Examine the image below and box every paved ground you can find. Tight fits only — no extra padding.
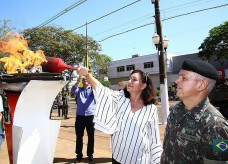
[0,100,177,164]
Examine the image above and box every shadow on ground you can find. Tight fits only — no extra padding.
[53,157,112,163]
[60,125,75,128]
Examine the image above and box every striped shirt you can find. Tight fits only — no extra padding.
[93,82,162,164]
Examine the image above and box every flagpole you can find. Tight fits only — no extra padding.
[86,22,88,68]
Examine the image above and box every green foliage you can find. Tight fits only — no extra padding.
[0,20,16,37]
[98,78,111,88]
[0,24,112,77]
[89,53,113,78]
[22,26,88,66]
[101,54,112,63]
[198,21,228,65]
[21,26,112,79]
[155,89,160,96]
[0,19,16,73]
[0,53,6,73]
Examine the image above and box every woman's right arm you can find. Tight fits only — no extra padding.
[76,66,99,90]
[76,66,121,134]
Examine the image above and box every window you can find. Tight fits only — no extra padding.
[144,62,154,68]
[117,66,125,72]
[126,65,135,71]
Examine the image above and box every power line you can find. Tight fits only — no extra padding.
[35,0,87,29]
[98,4,228,42]
[98,22,155,42]
[93,0,216,37]
[161,0,215,13]
[70,0,142,32]
[162,4,228,22]
[93,13,152,37]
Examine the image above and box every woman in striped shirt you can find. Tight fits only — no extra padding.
[77,66,162,164]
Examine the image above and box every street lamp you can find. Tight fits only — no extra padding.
[163,36,171,70]
[152,33,169,51]
[152,32,170,125]
[152,32,160,48]
[163,36,169,52]
[152,0,170,124]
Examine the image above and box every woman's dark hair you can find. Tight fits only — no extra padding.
[124,70,157,105]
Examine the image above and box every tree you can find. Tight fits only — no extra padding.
[99,78,111,88]
[21,26,111,79]
[89,53,112,78]
[198,21,228,65]
[0,53,6,74]
[0,19,16,73]
[0,20,16,37]
[90,53,112,87]
[0,25,112,83]
[22,26,95,67]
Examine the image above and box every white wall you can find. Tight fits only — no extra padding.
[107,53,175,89]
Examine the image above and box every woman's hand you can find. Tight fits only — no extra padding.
[76,66,89,77]
[76,66,98,90]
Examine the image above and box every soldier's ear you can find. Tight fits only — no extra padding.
[198,80,208,91]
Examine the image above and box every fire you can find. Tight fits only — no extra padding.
[0,32,47,74]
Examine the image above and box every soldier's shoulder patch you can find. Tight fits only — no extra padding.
[213,139,228,152]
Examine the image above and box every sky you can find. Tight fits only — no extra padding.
[0,0,227,61]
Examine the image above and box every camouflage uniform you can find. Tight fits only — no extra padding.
[161,98,228,163]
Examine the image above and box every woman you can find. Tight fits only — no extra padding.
[77,66,162,164]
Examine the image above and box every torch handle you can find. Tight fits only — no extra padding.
[66,66,91,72]
[65,66,78,70]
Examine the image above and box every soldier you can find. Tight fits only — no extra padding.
[161,59,228,163]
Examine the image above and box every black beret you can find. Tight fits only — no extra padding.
[181,59,219,80]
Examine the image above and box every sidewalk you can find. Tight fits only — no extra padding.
[0,100,175,164]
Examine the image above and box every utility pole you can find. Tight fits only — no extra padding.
[86,22,88,65]
[152,0,169,124]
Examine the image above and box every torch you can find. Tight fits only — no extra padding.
[42,56,91,73]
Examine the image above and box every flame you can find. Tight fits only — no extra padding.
[0,32,47,74]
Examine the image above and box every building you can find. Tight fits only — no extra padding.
[104,53,228,112]
[107,53,176,90]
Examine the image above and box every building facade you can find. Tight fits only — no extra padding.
[106,53,227,87]
[105,53,228,106]
[107,53,175,90]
